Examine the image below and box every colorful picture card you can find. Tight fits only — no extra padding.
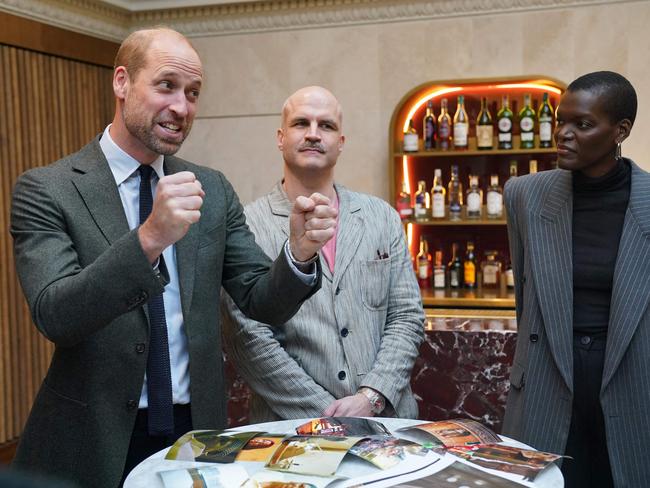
[165,430,263,463]
[398,419,501,448]
[349,436,429,470]
[236,435,287,463]
[241,470,335,488]
[295,417,390,437]
[159,464,249,488]
[393,461,524,487]
[266,435,364,477]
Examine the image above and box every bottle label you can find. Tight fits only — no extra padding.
[487,191,503,217]
[539,121,552,142]
[432,195,445,218]
[450,269,459,287]
[418,262,429,279]
[424,120,436,149]
[521,131,534,142]
[414,204,427,217]
[464,262,476,285]
[477,126,493,148]
[506,268,515,287]
[467,192,481,213]
[453,123,468,146]
[498,118,512,132]
[498,132,512,142]
[397,203,413,218]
[483,265,498,285]
[449,201,462,216]
[434,269,445,288]
[403,133,419,152]
[439,121,450,138]
[520,116,534,132]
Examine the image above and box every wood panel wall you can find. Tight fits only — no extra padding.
[0,42,115,452]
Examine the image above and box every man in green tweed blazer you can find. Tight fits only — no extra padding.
[10,28,335,488]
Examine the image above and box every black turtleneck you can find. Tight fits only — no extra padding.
[572,159,631,335]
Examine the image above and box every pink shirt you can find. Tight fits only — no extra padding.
[321,192,339,273]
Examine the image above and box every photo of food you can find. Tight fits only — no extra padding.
[266,435,363,477]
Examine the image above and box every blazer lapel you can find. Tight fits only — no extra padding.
[528,170,574,392]
[332,185,363,291]
[602,162,650,392]
[164,156,199,320]
[70,138,131,244]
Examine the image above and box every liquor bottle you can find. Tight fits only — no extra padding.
[464,241,477,289]
[448,164,464,221]
[396,180,413,221]
[497,95,513,150]
[519,93,535,149]
[529,159,538,174]
[476,97,493,150]
[433,250,446,289]
[423,101,437,150]
[448,243,463,289]
[453,95,469,150]
[538,92,554,148]
[466,175,482,219]
[481,251,503,289]
[509,160,518,180]
[416,236,432,289]
[437,98,452,151]
[430,169,446,219]
[505,261,515,289]
[414,180,430,222]
[486,174,503,219]
[403,119,419,152]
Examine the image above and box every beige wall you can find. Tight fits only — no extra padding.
[178,1,650,204]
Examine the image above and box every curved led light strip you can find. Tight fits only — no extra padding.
[402,87,462,132]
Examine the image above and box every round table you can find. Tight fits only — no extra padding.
[125,418,563,487]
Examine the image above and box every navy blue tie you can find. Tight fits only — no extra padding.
[138,165,174,436]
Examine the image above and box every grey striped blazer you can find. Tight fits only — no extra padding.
[502,160,650,487]
[222,182,424,422]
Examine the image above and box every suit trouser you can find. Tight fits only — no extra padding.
[561,333,613,488]
[119,403,192,487]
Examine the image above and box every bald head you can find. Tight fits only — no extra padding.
[281,86,343,129]
[114,27,201,80]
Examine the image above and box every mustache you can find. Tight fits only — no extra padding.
[298,142,325,153]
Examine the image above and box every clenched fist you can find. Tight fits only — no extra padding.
[289,192,338,262]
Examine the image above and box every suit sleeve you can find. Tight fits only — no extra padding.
[504,178,525,324]
[221,289,336,418]
[218,173,321,326]
[359,207,425,412]
[10,168,166,346]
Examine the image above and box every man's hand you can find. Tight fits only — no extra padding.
[323,393,373,417]
[138,171,205,263]
[289,193,338,262]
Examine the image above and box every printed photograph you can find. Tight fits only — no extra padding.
[159,465,249,488]
[295,417,390,437]
[400,419,501,447]
[241,470,333,488]
[236,435,286,463]
[266,435,363,477]
[349,436,429,469]
[165,430,263,463]
[393,461,523,487]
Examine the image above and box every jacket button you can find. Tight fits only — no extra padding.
[340,328,349,338]
[338,370,346,380]
[135,343,146,354]
[126,399,138,410]
[530,333,539,343]
[335,287,341,295]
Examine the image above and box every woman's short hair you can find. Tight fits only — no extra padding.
[567,71,637,125]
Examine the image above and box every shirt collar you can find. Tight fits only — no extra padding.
[99,125,165,185]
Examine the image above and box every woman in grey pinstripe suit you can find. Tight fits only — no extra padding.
[503,72,650,488]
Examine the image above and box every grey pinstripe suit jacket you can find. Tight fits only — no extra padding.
[502,160,650,487]
[222,182,424,422]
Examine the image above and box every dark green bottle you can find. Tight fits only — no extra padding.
[519,93,535,149]
[538,92,554,148]
[497,95,513,150]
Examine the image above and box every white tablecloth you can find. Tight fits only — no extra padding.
[124,417,563,487]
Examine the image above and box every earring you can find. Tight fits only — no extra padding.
[615,141,622,161]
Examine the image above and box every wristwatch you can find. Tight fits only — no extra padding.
[358,387,385,415]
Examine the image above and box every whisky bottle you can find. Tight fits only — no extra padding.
[414,180,430,222]
[476,97,493,150]
[538,92,554,148]
[448,164,463,221]
[519,93,535,149]
[403,119,419,152]
[509,160,518,180]
[416,236,432,289]
[396,180,413,221]
[430,169,446,219]
[505,261,515,289]
[480,251,503,289]
[464,241,477,289]
[466,175,482,219]
[423,100,437,150]
[437,98,452,151]
[529,159,538,174]
[433,250,446,289]
[486,174,503,219]
[453,95,469,150]
[448,242,463,288]
[497,95,513,150]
